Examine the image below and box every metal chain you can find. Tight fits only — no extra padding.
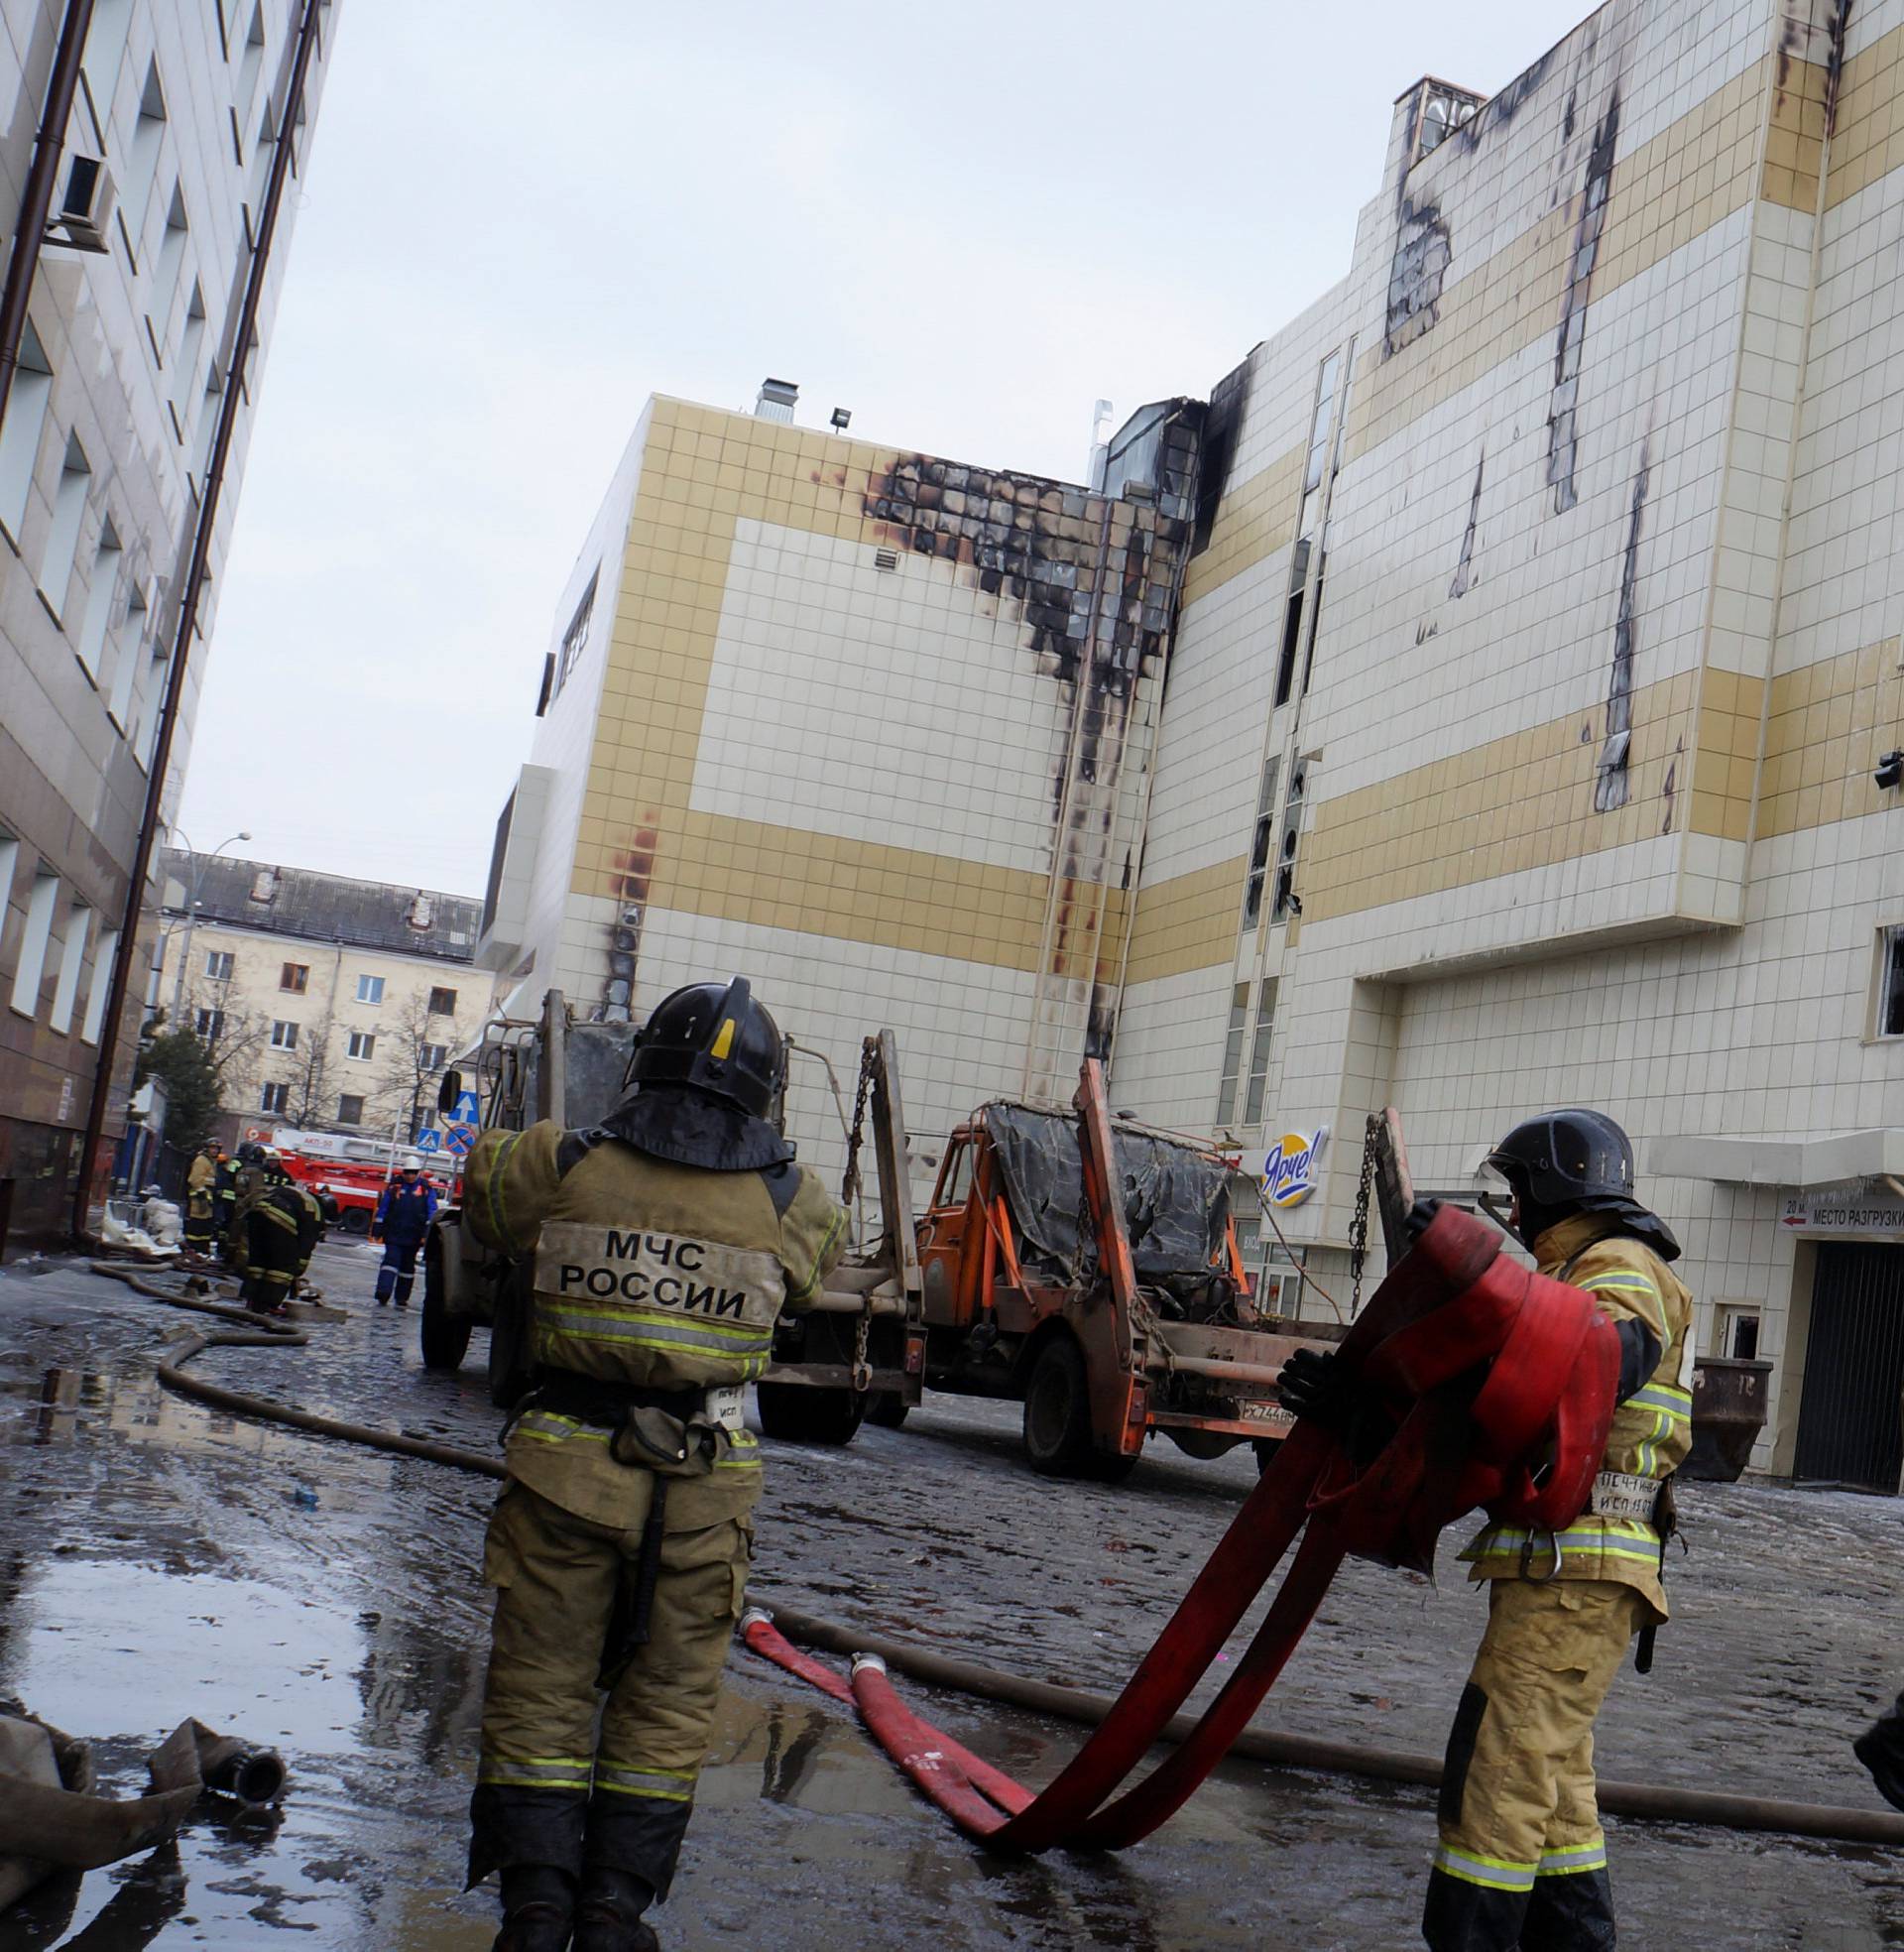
[840,1040,876,1210]
[1347,1114,1377,1316]
[852,1305,873,1396]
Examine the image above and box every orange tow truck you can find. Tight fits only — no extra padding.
[910,1059,1337,1480]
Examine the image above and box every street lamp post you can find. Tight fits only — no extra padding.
[161,829,251,1030]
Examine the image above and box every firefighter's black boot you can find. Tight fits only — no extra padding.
[493,1865,575,1952]
[572,1868,658,1952]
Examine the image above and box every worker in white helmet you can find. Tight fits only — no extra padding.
[371,1152,437,1306]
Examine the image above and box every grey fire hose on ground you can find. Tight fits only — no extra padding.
[92,1262,1904,1854]
[0,1710,286,1913]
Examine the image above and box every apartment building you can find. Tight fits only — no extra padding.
[154,851,497,1146]
[0,1,335,1241]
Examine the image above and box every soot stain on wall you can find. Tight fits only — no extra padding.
[1595,441,1650,815]
[1450,448,1486,597]
[863,427,1198,1070]
[1548,87,1620,516]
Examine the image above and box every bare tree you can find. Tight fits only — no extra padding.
[179,973,273,1114]
[288,1006,339,1129]
[375,991,444,1144]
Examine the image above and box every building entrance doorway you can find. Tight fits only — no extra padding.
[1794,1242,1904,1492]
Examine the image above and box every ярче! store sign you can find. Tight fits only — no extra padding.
[1780,1183,1904,1237]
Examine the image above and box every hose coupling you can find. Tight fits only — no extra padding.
[850,1651,888,1679]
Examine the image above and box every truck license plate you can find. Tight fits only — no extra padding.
[1240,1400,1294,1426]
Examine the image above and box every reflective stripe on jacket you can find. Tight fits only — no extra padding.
[1461,1213,1694,1619]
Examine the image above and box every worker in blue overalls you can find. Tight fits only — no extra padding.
[371,1153,438,1307]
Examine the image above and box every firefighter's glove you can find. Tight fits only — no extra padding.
[1277,1347,1351,1430]
[1403,1196,1442,1245]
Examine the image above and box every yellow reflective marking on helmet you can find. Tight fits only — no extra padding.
[710,1019,736,1059]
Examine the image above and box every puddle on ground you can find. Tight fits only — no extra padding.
[2,1562,364,1757]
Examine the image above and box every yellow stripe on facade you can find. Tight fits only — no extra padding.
[570,404,1141,977]
[1181,443,1305,609]
[1123,855,1249,987]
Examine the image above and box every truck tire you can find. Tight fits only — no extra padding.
[757,1384,866,1446]
[867,1393,909,1429]
[418,1233,472,1373]
[339,1206,370,1236]
[1022,1336,1095,1476]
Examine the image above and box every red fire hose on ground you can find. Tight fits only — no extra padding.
[743,1205,1626,1854]
[96,1252,1904,1855]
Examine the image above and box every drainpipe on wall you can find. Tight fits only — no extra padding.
[70,0,326,1241]
[0,0,95,428]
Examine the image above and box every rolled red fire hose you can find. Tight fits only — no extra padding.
[743,1206,1627,1854]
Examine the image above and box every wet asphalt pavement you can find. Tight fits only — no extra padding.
[0,1242,1902,1949]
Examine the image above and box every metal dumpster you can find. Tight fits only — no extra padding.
[1683,1355,1773,1482]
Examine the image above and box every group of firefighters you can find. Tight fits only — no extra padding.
[180,1141,441,1317]
[151,975,1904,1951]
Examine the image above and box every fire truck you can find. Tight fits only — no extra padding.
[241,1125,460,1233]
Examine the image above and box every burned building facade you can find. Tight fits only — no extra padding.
[476,387,1198,1189]
[483,0,1904,1486]
[1114,0,1904,1483]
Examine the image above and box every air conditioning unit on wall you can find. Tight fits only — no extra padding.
[47,153,114,253]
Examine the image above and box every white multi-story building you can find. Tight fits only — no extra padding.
[0,1,336,1240]
[485,0,1904,1487]
[1115,0,1904,1486]
[154,849,498,1150]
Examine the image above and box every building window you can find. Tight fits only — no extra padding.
[337,1094,365,1126]
[280,961,308,993]
[10,873,60,1019]
[39,433,91,620]
[74,519,121,680]
[1240,758,1280,935]
[105,577,148,729]
[260,1080,289,1114]
[47,903,90,1036]
[1714,1304,1761,1362]
[270,1019,298,1049]
[553,567,599,699]
[1242,979,1279,1125]
[355,973,384,1005]
[205,948,234,980]
[420,1041,448,1072]
[426,985,457,1016]
[148,184,189,357]
[0,322,53,539]
[122,61,167,256]
[1272,760,1310,922]
[1878,926,1904,1037]
[194,1006,225,1041]
[81,0,136,98]
[81,926,118,1044]
[1214,984,1250,1127]
[173,284,207,433]
[347,1031,376,1061]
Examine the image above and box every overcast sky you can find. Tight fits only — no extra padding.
[176,0,1591,897]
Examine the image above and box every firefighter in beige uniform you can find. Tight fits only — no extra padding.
[1433,1110,1693,1952]
[463,979,845,1952]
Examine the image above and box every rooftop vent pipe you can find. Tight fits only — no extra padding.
[756,377,798,423]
